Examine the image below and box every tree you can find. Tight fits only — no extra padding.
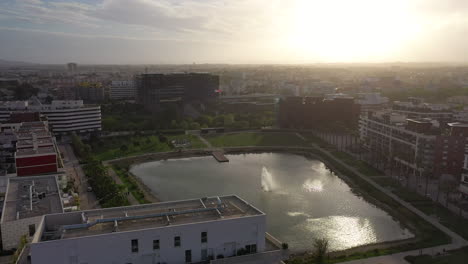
[120,145,128,152]
[224,114,234,127]
[313,238,329,264]
[190,122,201,130]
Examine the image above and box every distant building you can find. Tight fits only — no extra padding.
[355,93,389,113]
[278,96,361,130]
[1,175,63,250]
[66,63,78,73]
[110,80,136,100]
[136,73,220,112]
[392,100,453,125]
[30,195,287,264]
[14,121,59,176]
[0,100,101,136]
[76,82,104,103]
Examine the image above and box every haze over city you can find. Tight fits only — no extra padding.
[2,0,468,64]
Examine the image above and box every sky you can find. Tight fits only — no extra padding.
[1,0,468,64]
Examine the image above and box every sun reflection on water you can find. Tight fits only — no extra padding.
[305,216,377,250]
[302,179,324,192]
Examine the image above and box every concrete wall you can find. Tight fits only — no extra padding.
[1,215,42,250]
[31,215,266,264]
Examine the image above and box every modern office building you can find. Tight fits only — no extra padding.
[110,80,136,100]
[0,100,101,136]
[278,96,361,130]
[136,73,220,112]
[76,82,105,103]
[30,195,286,264]
[1,175,63,250]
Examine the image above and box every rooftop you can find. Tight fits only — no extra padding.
[39,195,263,242]
[16,146,56,157]
[1,176,62,222]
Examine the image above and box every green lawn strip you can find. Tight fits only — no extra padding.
[90,134,205,161]
[205,132,305,147]
[405,246,468,264]
[167,134,207,149]
[112,165,150,204]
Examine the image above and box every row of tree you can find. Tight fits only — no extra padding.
[83,160,129,208]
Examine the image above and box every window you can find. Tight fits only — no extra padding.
[185,250,192,263]
[131,239,139,253]
[174,236,181,247]
[245,244,257,254]
[153,239,160,250]
[201,249,208,261]
[28,224,36,237]
[201,232,207,243]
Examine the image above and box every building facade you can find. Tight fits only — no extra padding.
[136,73,220,112]
[279,96,361,130]
[0,100,101,136]
[30,195,286,264]
[110,80,136,100]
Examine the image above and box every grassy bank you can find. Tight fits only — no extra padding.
[205,132,304,147]
[405,246,468,264]
[112,165,150,204]
[90,134,205,161]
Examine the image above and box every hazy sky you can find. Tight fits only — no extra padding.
[1,0,468,64]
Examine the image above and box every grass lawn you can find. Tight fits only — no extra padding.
[330,150,383,176]
[112,165,149,204]
[405,247,468,264]
[205,132,305,147]
[90,134,206,161]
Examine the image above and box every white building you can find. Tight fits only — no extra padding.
[30,195,287,264]
[355,93,389,113]
[0,100,101,135]
[1,176,63,250]
[110,80,136,100]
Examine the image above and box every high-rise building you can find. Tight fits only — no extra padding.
[136,73,219,112]
[66,62,78,73]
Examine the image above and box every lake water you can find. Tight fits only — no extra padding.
[131,153,413,251]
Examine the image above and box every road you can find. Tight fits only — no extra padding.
[59,144,98,210]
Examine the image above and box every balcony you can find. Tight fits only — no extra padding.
[209,233,288,264]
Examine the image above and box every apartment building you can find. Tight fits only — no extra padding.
[1,176,63,250]
[0,100,101,136]
[30,195,286,264]
[136,73,220,113]
[360,111,468,181]
[110,80,136,100]
[392,100,454,125]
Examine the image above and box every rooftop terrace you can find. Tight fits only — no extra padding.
[1,176,62,222]
[40,195,263,242]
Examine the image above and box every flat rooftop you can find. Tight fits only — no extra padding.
[17,138,54,148]
[1,176,63,222]
[16,146,56,157]
[40,195,263,242]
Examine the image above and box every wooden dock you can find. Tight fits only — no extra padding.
[212,151,229,162]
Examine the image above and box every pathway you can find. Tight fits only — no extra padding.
[296,133,468,263]
[104,162,140,205]
[197,134,213,148]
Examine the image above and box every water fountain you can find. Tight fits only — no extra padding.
[261,166,275,192]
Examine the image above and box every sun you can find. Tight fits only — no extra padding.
[288,0,421,62]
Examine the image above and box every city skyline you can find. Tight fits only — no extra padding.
[1,0,468,64]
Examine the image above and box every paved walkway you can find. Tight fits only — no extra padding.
[106,166,139,205]
[296,133,468,263]
[197,134,213,148]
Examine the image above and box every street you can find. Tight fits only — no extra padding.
[59,143,99,210]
